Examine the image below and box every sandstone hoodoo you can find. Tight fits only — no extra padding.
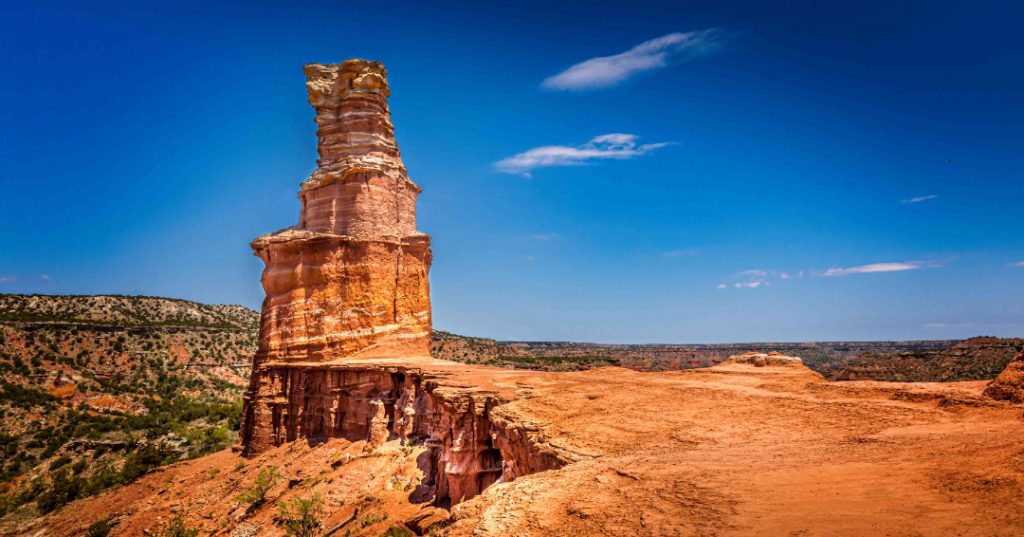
[241,60,434,453]
[239,60,563,508]
[249,59,432,368]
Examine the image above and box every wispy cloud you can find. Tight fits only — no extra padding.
[0,275,16,283]
[39,274,52,281]
[528,233,558,241]
[716,268,789,290]
[924,322,972,328]
[495,133,670,176]
[1011,261,1024,267]
[543,29,729,90]
[822,261,940,277]
[902,194,938,204]
[663,248,700,258]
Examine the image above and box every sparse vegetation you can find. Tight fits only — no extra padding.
[277,491,324,536]
[0,294,256,526]
[155,515,200,537]
[85,517,114,537]
[237,466,280,506]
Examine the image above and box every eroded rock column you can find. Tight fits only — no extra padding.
[241,59,432,454]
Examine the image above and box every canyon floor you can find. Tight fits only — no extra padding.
[35,357,1024,536]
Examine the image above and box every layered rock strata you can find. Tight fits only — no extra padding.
[242,364,566,506]
[242,60,432,451]
[240,60,563,507]
[723,351,804,367]
[248,59,431,367]
[983,349,1024,403]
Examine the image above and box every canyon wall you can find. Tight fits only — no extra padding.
[242,365,565,506]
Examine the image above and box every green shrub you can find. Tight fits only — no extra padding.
[156,515,199,537]
[85,517,114,537]
[236,465,279,506]
[36,469,85,513]
[277,491,324,537]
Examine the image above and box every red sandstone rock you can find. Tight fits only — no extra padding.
[248,59,431,370]
[241,60,433,455]
[238,61,564,509]
[722,351,805,367]
[983,349,1024,403]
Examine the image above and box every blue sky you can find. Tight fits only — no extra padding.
[1,1,1022,343]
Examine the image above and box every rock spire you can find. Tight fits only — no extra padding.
[241,59,433,452]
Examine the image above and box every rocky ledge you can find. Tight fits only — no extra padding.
[983,349,1024,403]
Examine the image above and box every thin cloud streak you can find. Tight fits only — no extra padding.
[495,133,669,176]
[902,194,938,204]
[822,261,940,277]
[1011,261,1024,267]
[543,29,728,90]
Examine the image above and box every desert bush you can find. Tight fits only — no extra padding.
[237,465,279,506]
[277,491,324,536]
[155,515,199,537]
[85,517,114,537]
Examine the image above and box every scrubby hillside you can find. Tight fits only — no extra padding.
[831,337,1024,381]
[0,294,258,533]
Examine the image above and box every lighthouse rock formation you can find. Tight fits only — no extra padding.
[239,60,565,507]
[240,60,434,452]
[252,60,432,365]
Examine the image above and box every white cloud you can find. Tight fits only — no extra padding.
[822,261,939,277]
[528,233,558,241]
[1011,261,1024,267]
[734,281,768,289]
[39,274,52,281]
[740,269,768,277]
[0,275,16,283]
[924,322,972,328]
[902,194,938,204]
[543,29,728,90]
[716,283,728,289]
[495,133,670,176]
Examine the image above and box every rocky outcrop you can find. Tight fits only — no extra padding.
[241,59,433,454]
[983,349,1024,403]
[722,351,804,367]
[241,364,566,506]
[239,60,564,508]
[248,59,431,369]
